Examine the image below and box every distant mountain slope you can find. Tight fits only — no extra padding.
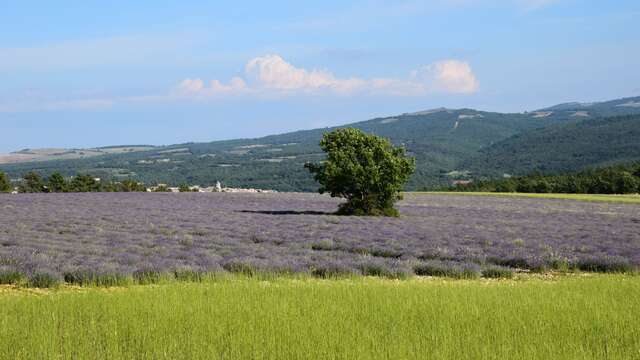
[0,108,566,190]
[0,146,156,165]
[464,114,640,177]
[539,96,640,116]
[1,96,640,191]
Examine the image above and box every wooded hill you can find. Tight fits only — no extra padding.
[2,96,639,191]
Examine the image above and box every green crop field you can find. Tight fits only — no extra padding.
[420,191,640,204]
[1,275,639,359]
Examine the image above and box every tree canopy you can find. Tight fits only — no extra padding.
[446,162,640,194]
[19,171,46,193]
[10,171,150,193]
[0,171,11,193]
[119,179,147,192]
[69,174,101,192]
[47,172,68,193]
[305,128,415,216]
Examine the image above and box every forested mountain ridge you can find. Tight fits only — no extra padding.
[1,96,640,191]
[464,114,640,177]
[539,96,640,116]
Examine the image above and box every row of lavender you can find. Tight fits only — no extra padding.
[1,193,638,286]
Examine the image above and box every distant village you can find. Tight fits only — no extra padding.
[149,181,277,194]
[1,171,277,194]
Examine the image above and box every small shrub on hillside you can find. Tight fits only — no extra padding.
[487,256,528,269]
[487,256,547,272]
[63,270,130,287]
[370,248,404,259]
[178,236,194,248]
[249,235,265,244]
[525,259,548,273]
[414,261,480,279]
[418,249,454,261]
[547,257,571,271]
[575,256,633,273]
[178,184,196,192]
[359,263,390,277]
[189,230,208,237]
[359,262,410,279]
[348,246,403,259]
[311,239,336,251]
[311,265,355,279]
[153,184,171,192]
[173,268,205,282]
[132,269,163,284]
[348,247,371,256]
[223,262,257,276]
[481,266,514,279]
[28,272,61,288]
[96,273,130,287]
[0,269,24,285]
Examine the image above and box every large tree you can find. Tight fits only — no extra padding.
[119,179,147,192]
[69,174,101,192]
[47,172,68,193]
[0,171,11,193]
[305,128,415,216]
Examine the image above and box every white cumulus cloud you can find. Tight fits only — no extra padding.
[177,54,479,98]
[175,77,247,97]
[244,54,366,94]
[177,78,205,93]
[1,54,481,113]
[413,60,479,94]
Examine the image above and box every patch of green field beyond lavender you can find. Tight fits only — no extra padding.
[421,191,640,204]
[1,275,639,359]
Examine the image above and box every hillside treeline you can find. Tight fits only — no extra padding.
[0,171,157,193]
[448,163,640,194]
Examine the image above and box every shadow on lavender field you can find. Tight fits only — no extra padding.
[238,210,332,216]
[0,192,638,286]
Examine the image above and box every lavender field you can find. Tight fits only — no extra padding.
[1,192,639,282]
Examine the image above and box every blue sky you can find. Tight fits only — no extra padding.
[1,0,639,152]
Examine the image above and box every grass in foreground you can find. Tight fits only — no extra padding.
[1,275,639,359]
[419,191,640,204]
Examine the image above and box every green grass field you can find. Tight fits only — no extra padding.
[420,191,640,204]
[1,275,639,359]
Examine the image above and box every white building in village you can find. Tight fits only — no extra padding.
[153,181,275,194]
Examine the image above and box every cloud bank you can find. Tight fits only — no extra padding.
[176,54,479,97]
[0,54,479,113]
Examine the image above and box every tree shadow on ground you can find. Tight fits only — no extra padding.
[238,210,334,216]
